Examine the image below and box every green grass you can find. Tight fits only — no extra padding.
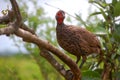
[0,54,44,80]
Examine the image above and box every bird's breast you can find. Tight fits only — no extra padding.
[56,26,83,56]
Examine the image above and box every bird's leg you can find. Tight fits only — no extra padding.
[96,50,104,67]
[79,55,87,68]
[96,55,104,67]
[76,56,80,64]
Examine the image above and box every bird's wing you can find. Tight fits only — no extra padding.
[67,25,101,48]
[79,28,101,47]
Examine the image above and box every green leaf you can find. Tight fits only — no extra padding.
[86,25,105,33]
[89,12,102,17]
[99,8,107,21]
[89,0,108,8]
[114,72,120,80]
[112,0,117,6]
[114,1,120,17]
[82,70,101,80]
[94,68,103,74]
[113,24,120,43]
[66,16,72,22]
[82,77,101,80]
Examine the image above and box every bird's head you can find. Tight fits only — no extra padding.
[55,10,65,24]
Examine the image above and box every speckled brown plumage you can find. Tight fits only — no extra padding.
[55,10,102,68]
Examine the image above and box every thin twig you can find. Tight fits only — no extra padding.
[45,3,77,20]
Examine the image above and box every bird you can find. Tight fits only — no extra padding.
[55,10,103,68]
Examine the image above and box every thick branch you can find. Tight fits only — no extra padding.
[40,50,74,80]
[40,49,66,76]
[0,22,15,35]
[21,23,36,35]
[10,0,22,23]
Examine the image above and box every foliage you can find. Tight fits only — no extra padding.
[82,70,101,80]
[76,0,120,79]
[0,54,44,80]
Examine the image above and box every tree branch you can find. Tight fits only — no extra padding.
[10,0,22,24]
[40,49,67,77]
[102,62,111,80]
[20,23,36,35]
[0,22,15,35]
[40,49,73,80]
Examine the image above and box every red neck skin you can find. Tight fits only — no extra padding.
[57,18,64,24]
